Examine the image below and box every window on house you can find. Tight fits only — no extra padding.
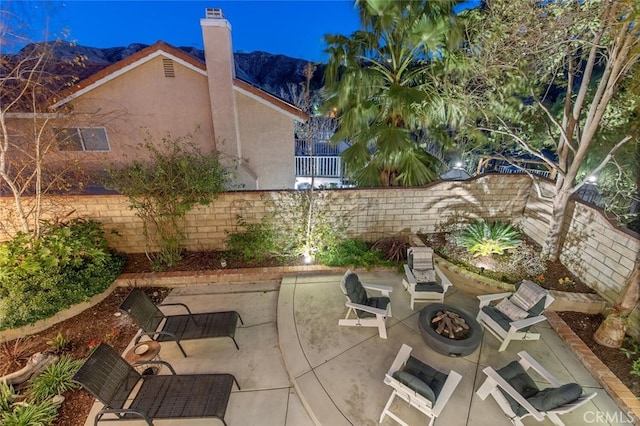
[55,128,110,151]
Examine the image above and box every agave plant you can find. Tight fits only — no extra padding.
[456,219,522,257]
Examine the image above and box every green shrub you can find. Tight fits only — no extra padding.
[0,219,126,330]
[27,355,82,403]
[226,217,279,264]
[456,219,522,257]
[1,398,60,426]
[316,239,392,268]
[106,132,231,270]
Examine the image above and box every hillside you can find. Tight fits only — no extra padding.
[12,41,326,99]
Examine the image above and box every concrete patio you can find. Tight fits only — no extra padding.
[84,271,633,425]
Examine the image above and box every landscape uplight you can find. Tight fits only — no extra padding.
[303,251,313,264]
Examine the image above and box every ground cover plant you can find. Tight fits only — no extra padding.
[0,219,126,330]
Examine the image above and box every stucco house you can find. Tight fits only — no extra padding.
[4,8,307,190]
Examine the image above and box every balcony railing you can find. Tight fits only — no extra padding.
[295,156,342,177]
[295,140,342,156]
[497,165,551,179]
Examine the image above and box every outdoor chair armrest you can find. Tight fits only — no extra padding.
[386,343,412,376]
[403,264,418,284]
[477,292,512,308]
[158,302,193,315]
[432,370,462,415]
[516,351,562,387]
[509,315,549,333]
[361,282,393,296]
[434,265,452,292]
[346,301,388,317]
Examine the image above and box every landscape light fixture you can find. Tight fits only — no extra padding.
[303,251,312,264]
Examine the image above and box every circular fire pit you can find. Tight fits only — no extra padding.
[418,303,482,357]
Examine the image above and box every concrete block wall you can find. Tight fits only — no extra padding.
[1,174,637,336]
[562,203,639,302]
[0,174,534,252]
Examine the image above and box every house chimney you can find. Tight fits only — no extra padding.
[201,8,239,157]
[205,8,224,19]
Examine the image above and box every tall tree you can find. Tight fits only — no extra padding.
[451,0,639,260]
[322,0,466,187]
[0,4,90,238]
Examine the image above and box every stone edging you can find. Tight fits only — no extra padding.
[0,280,120,342]
[545,311,640,424]
[113,264,392,287]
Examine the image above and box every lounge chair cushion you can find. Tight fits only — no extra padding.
[408,248,433,270]
[392,355,448,403]
[511,280,547,311]
[392,371,436,403]
[526,383,583,413]
[496,361,540,415]
[403,356,448,398]
[496,299,530,321]
[415,282,443,293]
[344,272,368,306]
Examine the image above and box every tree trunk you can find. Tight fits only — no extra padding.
[593,266,640,348]
[543,186,572,261]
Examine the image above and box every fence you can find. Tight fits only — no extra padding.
[294,156,342,177]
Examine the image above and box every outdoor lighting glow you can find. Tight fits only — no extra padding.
[455,162,463,168]
[588,175,597,183]
[304,252,312,264]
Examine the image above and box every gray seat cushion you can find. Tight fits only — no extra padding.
[344,273,368,305]
[415,282,443,293]
[402,356,448,399]
[392,370,436,403]
[358,297,390,318]
[495,361,539,416]
[344,272,390,318]
[526,383,583,413]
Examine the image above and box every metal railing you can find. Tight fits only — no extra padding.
[295,156,342,177]
[295,140,341,156]
[497,165,551,179]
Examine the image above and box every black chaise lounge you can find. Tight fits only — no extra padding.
[72,343,240,426]
[119,288,243,357]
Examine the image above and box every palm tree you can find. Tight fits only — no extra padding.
[322,0,465,187]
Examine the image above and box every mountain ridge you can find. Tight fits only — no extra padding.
[14,41,326,99]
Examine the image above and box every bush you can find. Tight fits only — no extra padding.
[0,219,126,330]
[456,219,522,257]
[226,217,279,264]
[106,132,231,270]
[316,239,393,268]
